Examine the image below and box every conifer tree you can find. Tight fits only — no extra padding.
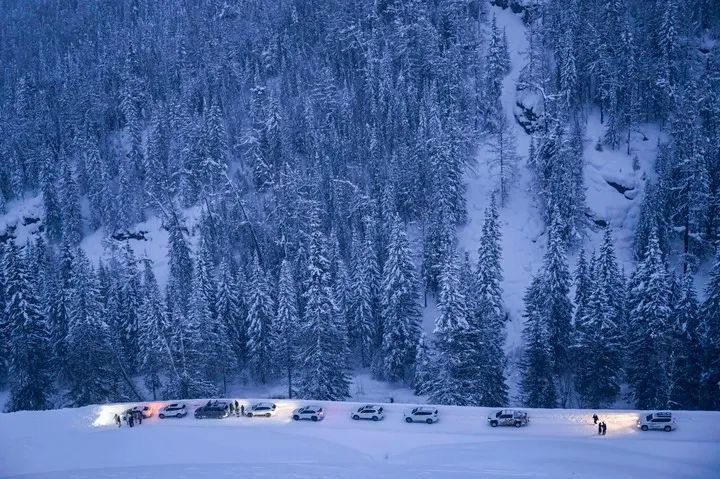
[138,259,172,400]
[245,256,275,384]
[626,232,672,409]
[274,259,299,398]
[3,241,54,412]
[65,249,121,406]
[519,276,557,408]
[296,208,350,400]
[700,250,720,410]
[666,272,701,409]
[378,212,420,382]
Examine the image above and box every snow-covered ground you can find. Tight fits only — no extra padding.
[1,399,718,478]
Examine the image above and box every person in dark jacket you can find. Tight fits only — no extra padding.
[592,413,599,424]
[114,414,121,427]
[229,402,235,415]
[234,400,239,412]
[597,421,602,435]
[602,422,607,435]
[128,414,134,428]
[240,404,245,417]
[137,411,143,425]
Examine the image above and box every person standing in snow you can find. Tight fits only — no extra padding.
[137,411,143,425]
[229,402,235,415]
[597,421,602,435]
[235,400,240,416]
[128,414,134,428]
[114,414,121,427]
[602,422,607,435]
[240,404,245,417]
[592,413,599,424]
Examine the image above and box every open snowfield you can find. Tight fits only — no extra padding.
[1,400,718,479]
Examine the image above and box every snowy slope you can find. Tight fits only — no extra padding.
[1,399,718,478]
[459,5,663,355]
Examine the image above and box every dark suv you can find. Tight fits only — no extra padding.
[194,400,230,419]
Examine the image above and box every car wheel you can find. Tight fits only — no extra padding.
[405,417,413,423]
[641,425,648,431]
[293,415,300,421]
[159,414,165,419]
[514,421,522,428]
[311,416,318,422]
[247,413,253,418]
[664,426,672,432]
[372,416,379,421]
[490,420,498,427]
[352,415,360,420]
[266,413,271,418]
[426,418,433,424]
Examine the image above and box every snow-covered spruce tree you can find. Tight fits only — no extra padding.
[474,197,509,406]
[413,332,433,396]
[427,251,482,406]
[144,106,171,205]
[572,248,590,326]
[166,214,193,318]
[116,244,141,373]
[245,255,275,384]
[483,14,508,134]
[194,239,231,390]
[699,249,720,410]
[519,276,557,408]
[626,231,672,409]
[59,162,82,245]
[3,241,54,412]
[296,208,350,400]
[138,258,172,400]
[572,264,622,408]
[215,260,247,368]
[665,272,702,410]
[540,211,573,404]
[65,249,122,406]
[348,231,375,367]
[377,212,420,382]
[40,157,63,242]
[274,259,299,398]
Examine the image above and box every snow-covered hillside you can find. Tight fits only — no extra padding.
[1,399,718,478]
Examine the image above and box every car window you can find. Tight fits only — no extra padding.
[646,414,653,421]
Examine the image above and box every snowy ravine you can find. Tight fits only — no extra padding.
[459,4,663,356]
[1,399,718,478]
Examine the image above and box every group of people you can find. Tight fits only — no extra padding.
[592,414,608,436]
[228,400,245,417]
[114,409,144,428]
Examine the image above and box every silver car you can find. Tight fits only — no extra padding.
[488,409,529,428]
[403,406,439,424]
[159,403,187,419]
[292,405,325,422]
[246,402,277,418]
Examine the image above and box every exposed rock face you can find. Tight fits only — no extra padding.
[514,86,544,135]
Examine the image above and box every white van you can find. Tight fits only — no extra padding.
[637,411,676,432]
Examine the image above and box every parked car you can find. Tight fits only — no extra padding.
[637,411,676,432]
[194,400,230,419]
[403,406,439,424]
[159,403,187,419]
[246,402,277,418]
[487,409,529,428]
[292,405,325,422]
[351,405,384,421]
[127,405,153,419]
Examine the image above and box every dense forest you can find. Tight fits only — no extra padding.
[0,0,719,413]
